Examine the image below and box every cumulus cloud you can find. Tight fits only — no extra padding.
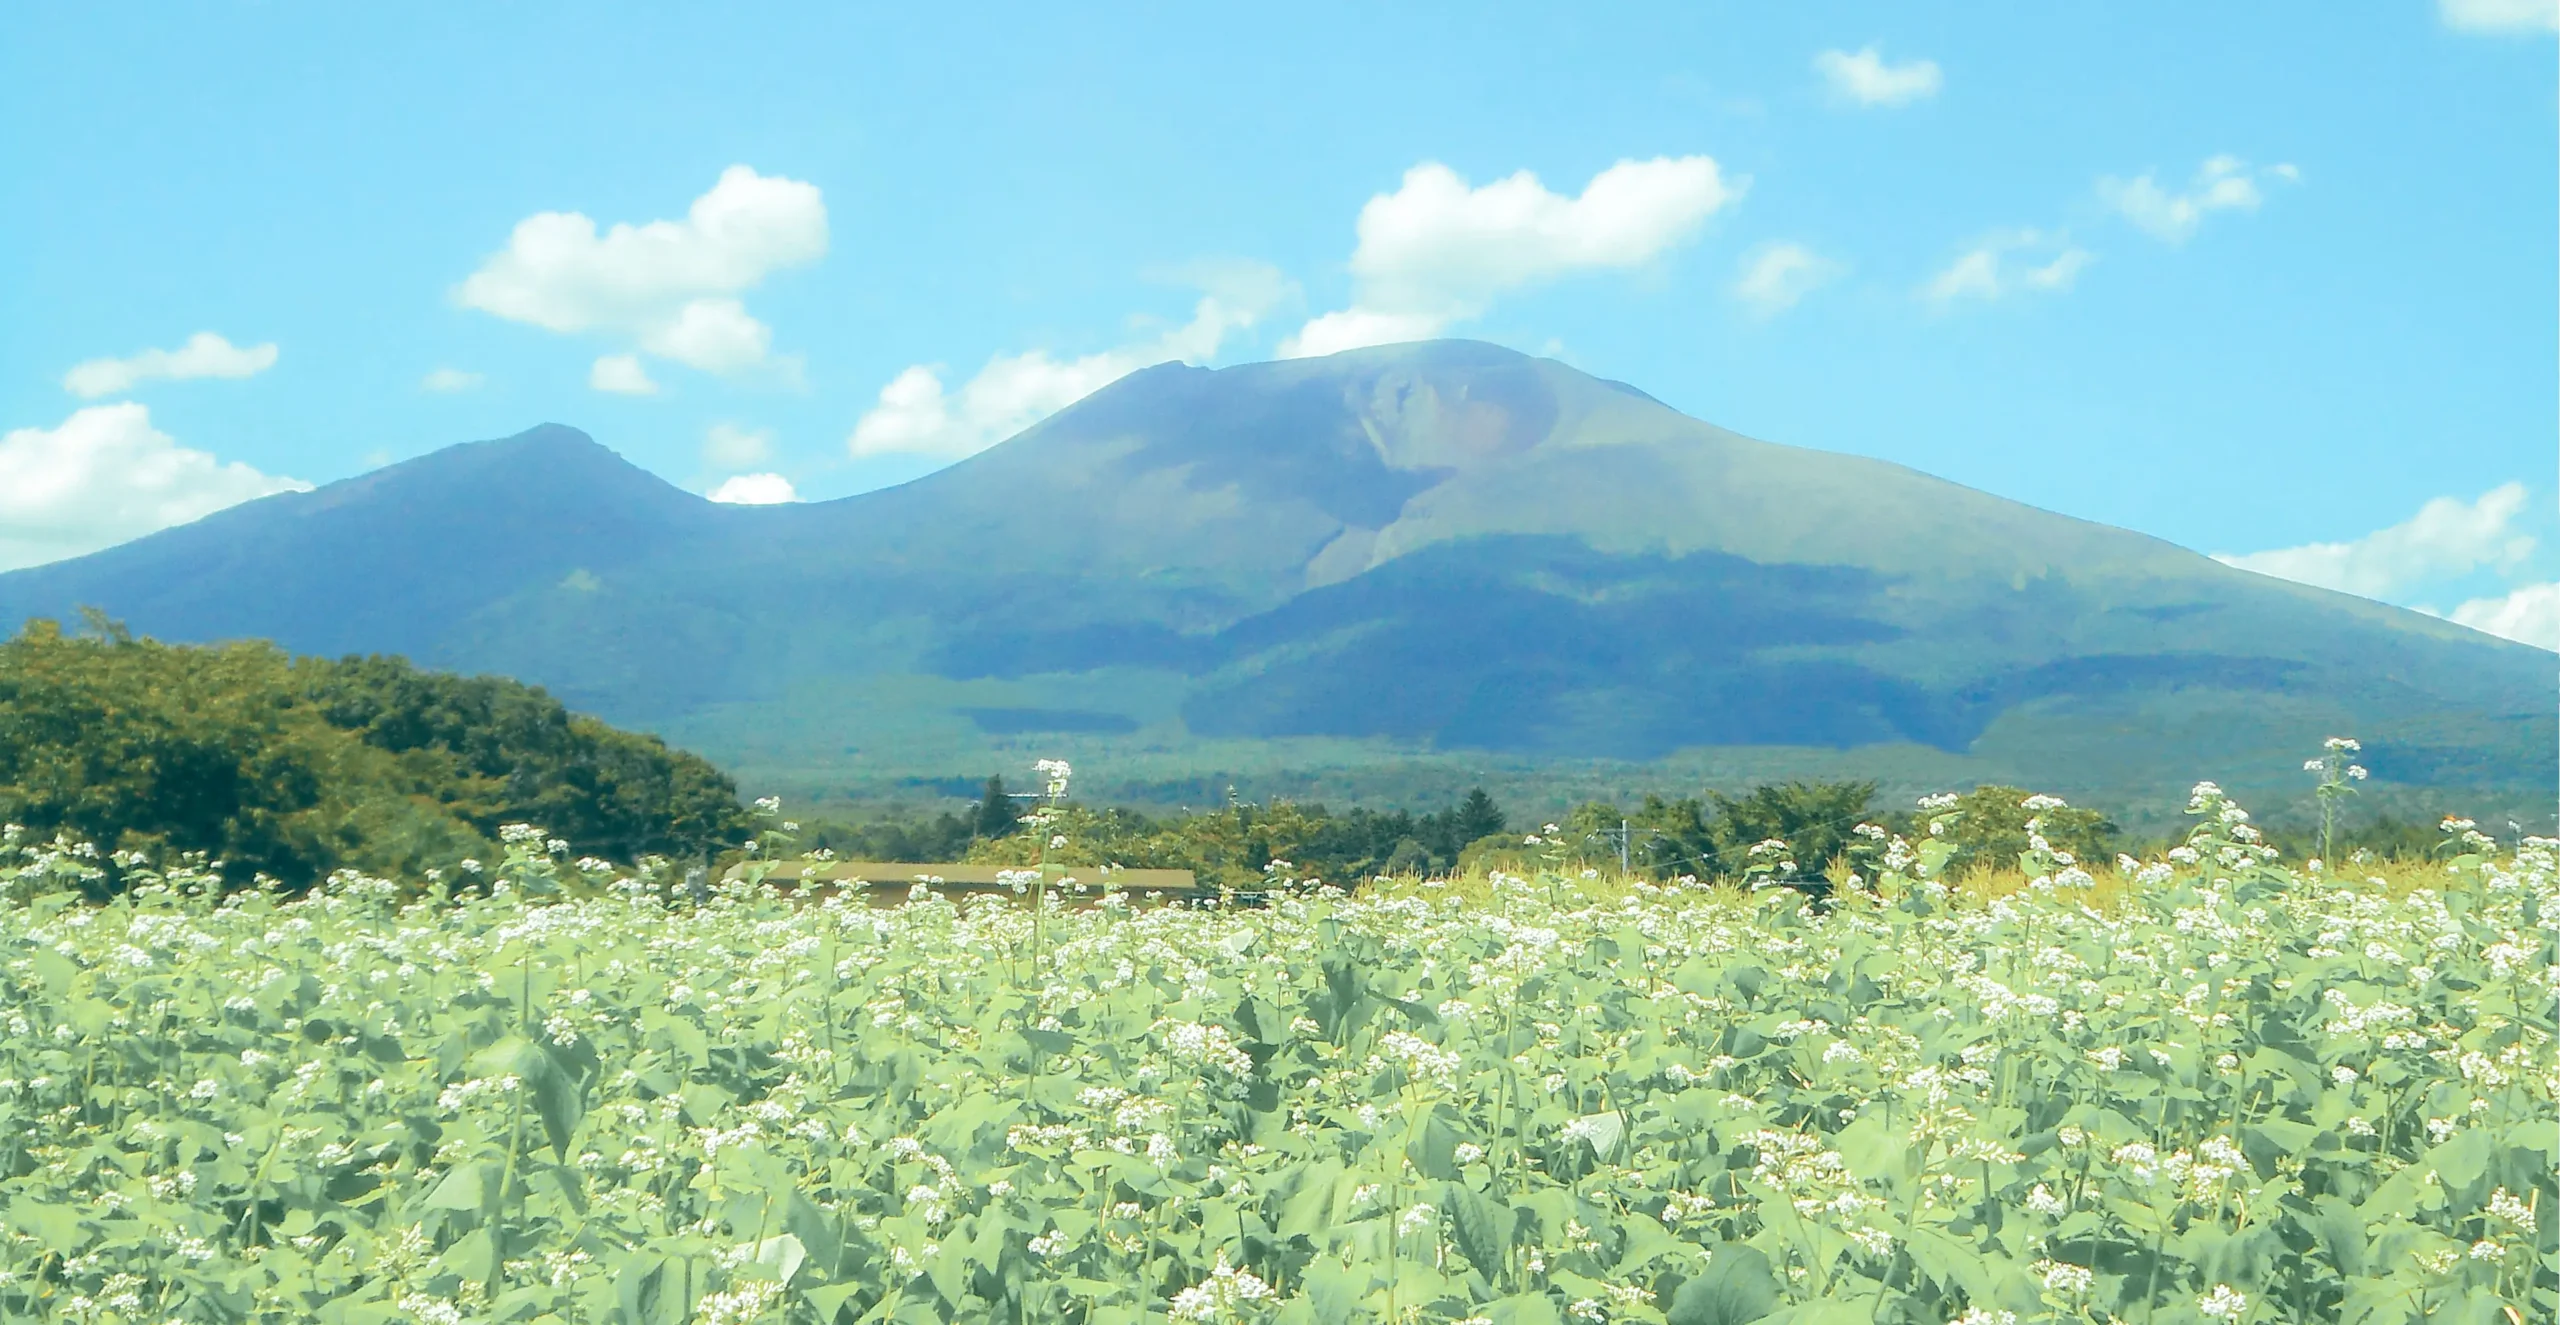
[851,266,1288,461]
[589,354,659,395]
[2440,0,2558,33]
[707,472,798,505]
[1283,157,1740,358]
[2100,155,2298,243]
[1922,229,2092,304]
[1813,46,1943,107]
[421,367,482,392]
[2214,483,2536,599]
[62,332,279,399]
[1733,241,1843,316]
[455,165,825,379]
[704,422,774,469]
[0,404,309,570]
[2447,582,2560,650]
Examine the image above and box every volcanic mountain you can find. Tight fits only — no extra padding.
[3,341,2547,823]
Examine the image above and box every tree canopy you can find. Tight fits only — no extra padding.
[0,617,751,889]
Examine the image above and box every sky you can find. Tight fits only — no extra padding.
[4,2,2555,643]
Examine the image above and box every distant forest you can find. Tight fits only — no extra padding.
[0,615,2458,895]
[801,771,2458,889]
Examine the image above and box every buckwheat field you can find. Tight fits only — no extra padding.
[1,783,2551,1325]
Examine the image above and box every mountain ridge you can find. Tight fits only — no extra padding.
[2,340,2546,823]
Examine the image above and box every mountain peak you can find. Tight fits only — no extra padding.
[2,352,2545,818]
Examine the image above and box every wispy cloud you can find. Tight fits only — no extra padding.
[1283,157,1740,357]
[1922,229,2091,304]
[707,472,798,505]
[704,422,774,469]
[1733,241,1844,316]
[63,332,278,399]
[2100,155,2298,244]
[850,264,1291,461]
[421,367,482,393]
[456,165,825,382]
[0,404,308,570]
[2214,483,2536,599]
[2446,582,2560,650]
[2439,0,2558,34]
[589,354,659,396]
[1813,45,1943,107]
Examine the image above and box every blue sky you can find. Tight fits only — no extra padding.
[4,3,2554,639]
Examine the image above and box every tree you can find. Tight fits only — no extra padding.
[972,775,1020,840]
[1934,785,2115,878]
[1704,780,1879,879]
[0,618,753,890]
[1454,788,1507,845]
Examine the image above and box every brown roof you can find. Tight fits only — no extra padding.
[726,860,1198,891]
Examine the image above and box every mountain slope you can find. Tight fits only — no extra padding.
[2,341,2547,822]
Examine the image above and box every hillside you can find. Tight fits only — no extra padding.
[0,619,751,887]
[0,341,2548,826]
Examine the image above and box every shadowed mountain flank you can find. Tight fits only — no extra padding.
[2,341,2548,813]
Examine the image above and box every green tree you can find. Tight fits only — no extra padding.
[0,618,752,890]
[1454,787,1507,844]
[1704,779,1879,879]
[1936,784,2116,878]
[972,775,1021,840]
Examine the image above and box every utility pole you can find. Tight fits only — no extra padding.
[1617,819,1631,876]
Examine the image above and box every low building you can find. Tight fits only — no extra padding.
[722,859,1199,900]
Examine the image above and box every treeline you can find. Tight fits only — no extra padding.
[795,778,2133,888]
[800,775,2469,890]
[798,780,1512,883]
[0,616,751,889]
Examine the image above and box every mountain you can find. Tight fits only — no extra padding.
[3,341,2549,828]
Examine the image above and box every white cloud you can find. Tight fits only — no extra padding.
[851,268,1287,461]
[62,332,279,399]
[421,367,483,392]
[455,165,825,379]
[1282,157,1740,357]
[707,472,798,505]
[638,296,773,374]
[1813,46,1943,107]
[2100,155,2297,243]
[1922,229,2092,304]
[2214,483,2536,599]
[2448,582,2560,650]
[589,354,659,395]
[1733,241,1843,316]
[0,404,309,570]
[2440,0,2558,33]
[704,422,774,469]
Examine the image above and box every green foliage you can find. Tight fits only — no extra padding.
[810,788,1522,888]
[1,785,2548,1322]
[308,652,752,863]
[0,618,749,889]
[1930,784,2118,879]
[971,775,1021,841]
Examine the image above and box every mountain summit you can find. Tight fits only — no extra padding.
[3,341,2547,819]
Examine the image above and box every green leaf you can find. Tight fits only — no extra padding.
[747,1233,806,1283]
[2240,1118,2319,1174]
[802,1280,868,1322]
[1667,1243,1779,1325]
[426,1162,488,1212]
[2425,1126,2495,1193]
[616,1253,695,1325]
[2306,1194,2366,1280]
[1486,1292,1566,1325]
[1445,1180,1510,1280]
[1569,1110,1624,1159]
[1296,1260,1371,1325]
